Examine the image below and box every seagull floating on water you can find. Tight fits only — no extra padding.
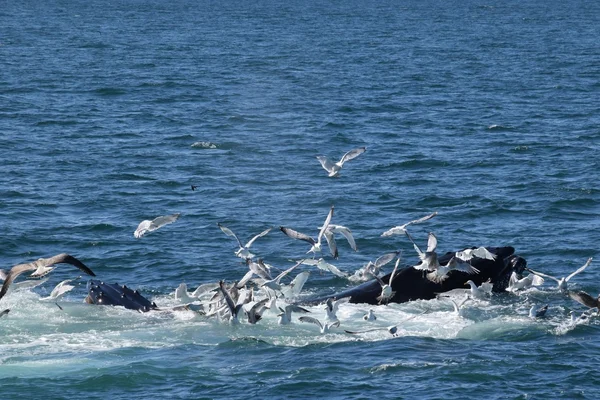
[345,310,428,337]
[217,224,272,260]
[363,309,376,321]
[465,280,493,300]
[134,213,180,238]
[529,304,548,319]
[526,257,593,292]
[316,147,366,177]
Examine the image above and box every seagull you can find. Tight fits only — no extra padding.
[370,256,402,304]
[506,272,544,293]
[449,295,472,317]
[569,290,600,311]
[280,205,335,257]
[174,283,199,303]
[381,212,438,237]
[217,224,272,260]
[316,147,366,177]
[217,280,244,324]
[324,297,349,322]
[363,309,376,321]
[529,304,548,319]
[348,251,400,282]
[0,253,96,301]
[279,271,311,299]
[41,277,81,301]
[134,213,180,238]
[244,298,269,324]
[406,231,439,272]
[526,257,593,292]
[319,224,357,259]
[344,310,428,336]
[465,280,493,300]
[455,247,496,261]
[426,256,479,284]
[259,260,304,292]
[277,304,310,325]
[0,269,48,291]
[298,316,340,334]
[300,258,347,278]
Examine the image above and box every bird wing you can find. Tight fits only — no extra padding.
[344,327,385,334]
[335,226,357,251]
[245,227,273,248]
[316,156,336,173]
[316,206,335,245]
[280,227,315,245]
[323,231,339,259]
[449,257,480,274]
[525,268,560,283]
[217,223,244,248]
[151,213,180,230]
[374,251,400,268]
[569,290,599,308]
[408,212,438,226]
[274,260,304,283]
[299,316,323,329]
[324,261,347,278]
[31,253,95,278]
[218,281,238,317]
[404,231,424,257]
[339,147,366,165]
[566,257,593,282]
[426,232,438,253]
[388,256,402,286]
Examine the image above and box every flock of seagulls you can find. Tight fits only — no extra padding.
[1,146,597,339]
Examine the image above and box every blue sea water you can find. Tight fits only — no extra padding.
[1,0,600,398]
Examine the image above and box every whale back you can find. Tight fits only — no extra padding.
[85,280,158,312]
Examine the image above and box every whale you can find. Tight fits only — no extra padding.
[302,246,526,305]
[85,280,159,312]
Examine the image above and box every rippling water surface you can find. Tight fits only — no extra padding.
[1,0,599,398]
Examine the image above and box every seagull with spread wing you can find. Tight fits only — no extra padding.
[217,224,272,260]
[316,147,366,177]
[526,257,593,292]
[0,254,95,301]
[280,206,335,258]
[134,213,180,238]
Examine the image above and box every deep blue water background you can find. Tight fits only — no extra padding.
[1,0,600,398]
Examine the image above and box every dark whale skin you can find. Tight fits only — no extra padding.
[303,246,526,305]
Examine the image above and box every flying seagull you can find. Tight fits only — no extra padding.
[0,254,95,301]
[526,257,593,292]
[316,147,366,177]
[298,316,340,334]
[280,205,335,257]
[381,212,438,237]
[569,290,600,311]
[370,256,402,304]
[217,223,272,260]
[134,213,181,238]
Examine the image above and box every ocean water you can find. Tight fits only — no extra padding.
[1,0,600,398]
